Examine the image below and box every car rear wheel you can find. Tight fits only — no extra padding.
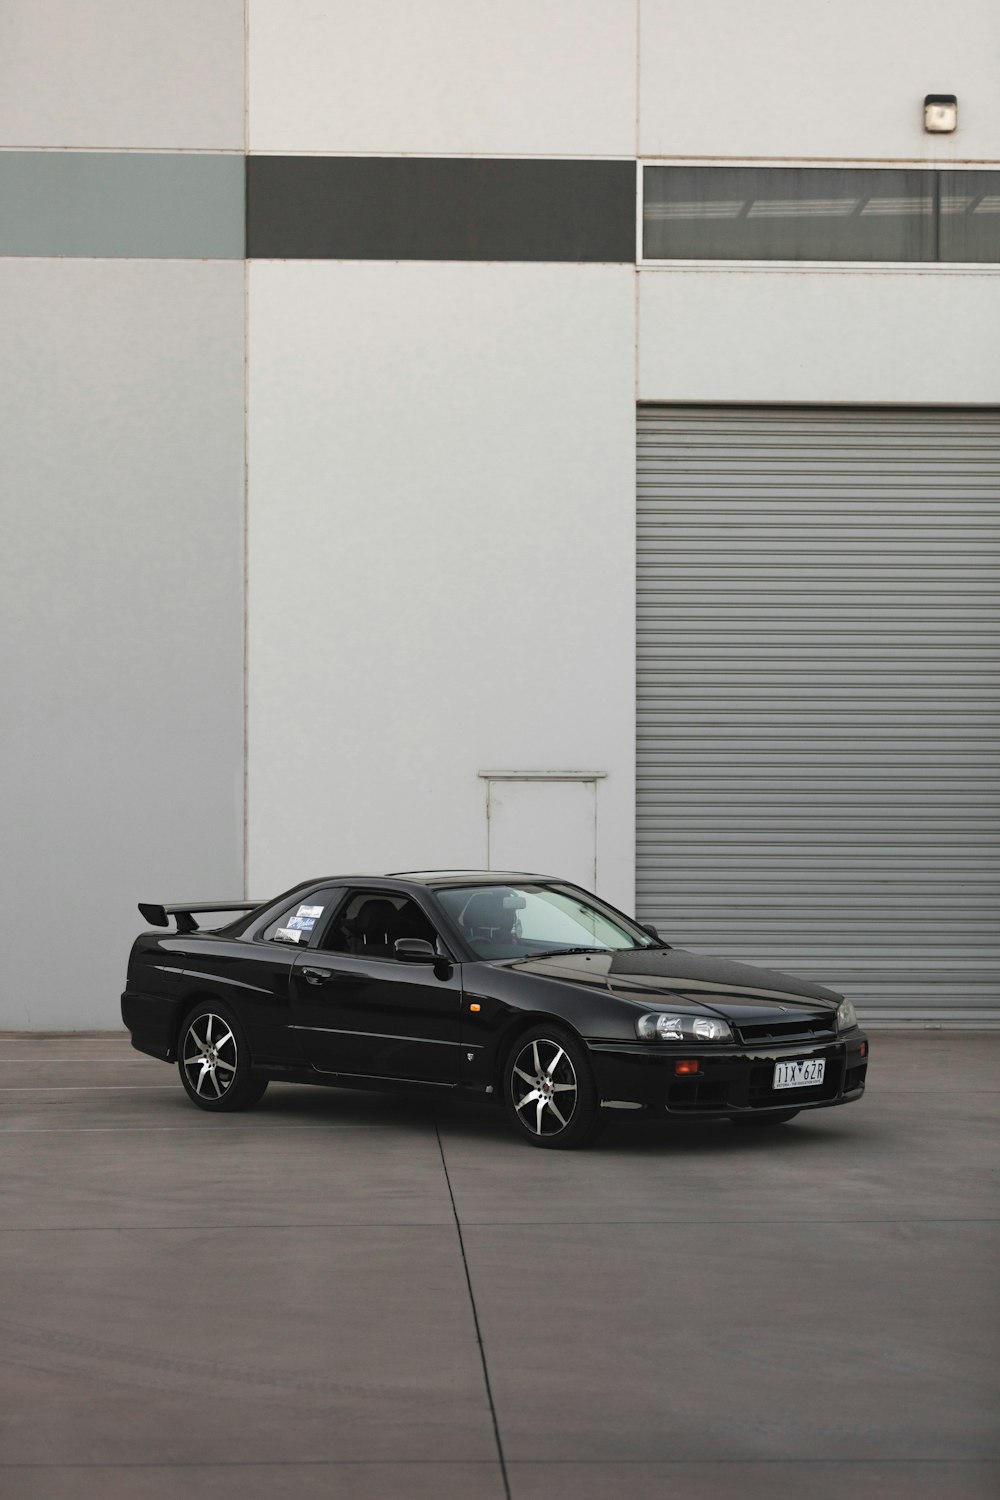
[504,1027,601,1149]
[730,1109,800,1126]
[177,1003,268,1112]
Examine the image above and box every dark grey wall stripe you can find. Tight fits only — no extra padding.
[0,152,245,259]
[246,156,636,262]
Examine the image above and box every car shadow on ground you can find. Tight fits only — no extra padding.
[234,1079,866,1157]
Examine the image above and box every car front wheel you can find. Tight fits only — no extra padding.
[177,1003,268,1112]
[504,1027,601,1149]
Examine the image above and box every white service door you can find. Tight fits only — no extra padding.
[487,779,597,894]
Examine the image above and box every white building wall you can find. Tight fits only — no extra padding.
[636,0,1000,401]
[0,2,247,1030]
[0,261,246,1030]
[639,0,1000,162]
[638,266,1000,404]
[247,262,637,911]
[0,0,245,149]
[249,0,637,157]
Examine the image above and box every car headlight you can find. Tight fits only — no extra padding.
[836,999,858,1033]
[636,1013,733,1044]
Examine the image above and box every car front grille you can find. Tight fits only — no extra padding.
[735,1015,836,1046]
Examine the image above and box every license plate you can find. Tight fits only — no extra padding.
[773,1058,826,1090]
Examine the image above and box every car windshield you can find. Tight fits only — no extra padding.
[435,883,657,961]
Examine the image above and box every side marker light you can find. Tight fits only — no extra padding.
[469,1003,481,1013]
[675,1059,699,1076]
[860,1041,867,1057]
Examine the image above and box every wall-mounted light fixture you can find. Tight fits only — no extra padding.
[924,94,958,133]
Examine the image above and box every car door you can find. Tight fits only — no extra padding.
[288,888,464,1085]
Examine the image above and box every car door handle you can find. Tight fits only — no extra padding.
[301,967,335,985]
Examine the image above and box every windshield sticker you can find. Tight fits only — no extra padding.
[274,927,302,943]
[287,914,317,931]
[297,905,324,919]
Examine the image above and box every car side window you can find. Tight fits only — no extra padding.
[318,891,440,960]
[261,891,339,946]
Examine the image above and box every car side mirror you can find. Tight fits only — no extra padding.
[394,938,437,963]
[640,923,661,941]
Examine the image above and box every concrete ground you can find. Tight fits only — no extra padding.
[0,1031,996,1500]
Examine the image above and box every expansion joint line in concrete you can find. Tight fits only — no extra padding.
[433,1112,512,1500]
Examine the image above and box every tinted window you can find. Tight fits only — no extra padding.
[642,166,999,263]
[317,892,441,959]
[261,892,337,946]
[939,171,1000,262]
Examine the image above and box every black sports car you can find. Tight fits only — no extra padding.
[122,871,868,1148]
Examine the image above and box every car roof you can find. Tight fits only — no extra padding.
[241,871,568,921]
[372,870,562,888]
[285,870,562,892]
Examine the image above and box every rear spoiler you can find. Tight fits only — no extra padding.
[138,901,262,935]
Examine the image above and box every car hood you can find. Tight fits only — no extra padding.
[607,948,842,1007]
[510,947,842,1013]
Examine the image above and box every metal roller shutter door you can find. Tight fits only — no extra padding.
[636,407,1000,1025]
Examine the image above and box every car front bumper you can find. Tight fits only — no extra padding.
[587,1032,868,1116]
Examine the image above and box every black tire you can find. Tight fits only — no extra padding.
[503,1026,601,1149]
[177,1002,268,1113]
[730,1109,800,1127]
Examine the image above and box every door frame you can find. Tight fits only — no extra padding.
[479,769,607,890]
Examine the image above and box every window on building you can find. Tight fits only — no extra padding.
[938,172,1000,263]
[642,166,1000,263]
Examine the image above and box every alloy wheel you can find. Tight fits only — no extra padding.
[181,1012,238,1101]
[510,1036,579,1138]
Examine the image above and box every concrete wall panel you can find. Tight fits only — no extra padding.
[0,0,245,150]
[247,262,637,912]
[639,0,1000,163]
[249,0,636,158]
[638,267,1000,405]
[0,261,246,1029]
